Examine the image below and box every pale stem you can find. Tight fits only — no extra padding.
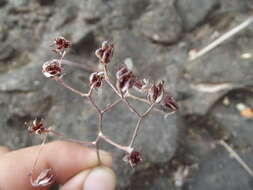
[55,77,88,97]
[61,59,98,72]
[100,133,130,153]
[30,134,48,180]
[103,65,141,116]
[123,98,141,117]
[219,140,253,177]
[48,129,94,146]
[102,98,122,113]
[87,89,103,164]
[189,16,253,61]
[127,92,175,115]
[129,104,155,147]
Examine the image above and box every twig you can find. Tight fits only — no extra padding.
[55,77,88,97]
[61,59,98,72]
[219,140,253,177]
[30,134,48,180]
[129,104,155,147]
[189,16,253,61]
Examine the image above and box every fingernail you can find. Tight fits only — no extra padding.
[83,166,116,190]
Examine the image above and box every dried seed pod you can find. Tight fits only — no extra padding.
[30,168,54,187]
[116,67,134,93]
[163,93,178,111]
[89,72,104,88]
[95,41,114,64]
[27,118,47,135]
[53,36,70,52]
[148,81,164,104]
[42,59,63,78]
[123,151,142,168]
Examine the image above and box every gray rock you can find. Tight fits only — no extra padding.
[210,89,253,148]
[137,2,182,44]
[37,0,55,6]
[175,0,219,31]
[0,0,7,7]
[185,147,253,190]
[81,0,110,23]
[0,63,45,92]
[150,177,175,190]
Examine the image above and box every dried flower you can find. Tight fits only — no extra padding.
[123,151,142,168]
[30,168,54,187]
[89,72,104,88]
[27,118,47,135]
[42,59,63,78]
[95,41,114,64]
[133,78,152,93]
[53,36,71,53]
[116,67,135,93]
[163,93,178,111]
[148,81,164,103]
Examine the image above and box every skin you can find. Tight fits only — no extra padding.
[0,141,116,190]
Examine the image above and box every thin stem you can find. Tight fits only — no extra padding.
[55,77,88,97]
[102,99,122,113]
[123,98,141,117]
[86,89,104,164]
[61,59,99,72]
[127,92,175,115]
[189,16,253,61]
[48,129,94,146]
[129,104,155,147]
[219,140,253,177]
[88,96,102,114]
[103,66,141,116]
[100,133,130,153]
[30,134,48,179]
[96,139,102,165]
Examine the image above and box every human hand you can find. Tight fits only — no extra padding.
[0,141,116,190]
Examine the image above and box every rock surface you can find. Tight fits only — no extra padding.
[0,0,253,189]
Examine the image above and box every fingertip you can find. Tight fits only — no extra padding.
[83,167,116,190]
[60,169,91,190]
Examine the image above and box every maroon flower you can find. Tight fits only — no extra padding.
[89,72,104,88]
[95,41,114,64]
[116,67,135,93]
[163,93,178,111]
[53,36,71,52]
[27,118,47,135]
[42,59,63,78]
[148,81,164,104]
[123,151,142,168]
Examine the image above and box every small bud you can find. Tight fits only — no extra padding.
[42,59,63,78]
[89,72,104,88]
[148,81,164,104]
[95,41,114,64]
[27,118,47,135]
[30,168,54,187]
[123,151,142,168]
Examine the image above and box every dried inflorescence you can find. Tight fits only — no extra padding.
[27,36,178,187]
[42,59,63,78]
[29,168,54,187]
[53,36,71,54]
[27,118,47,135]
[123,151,142,168]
